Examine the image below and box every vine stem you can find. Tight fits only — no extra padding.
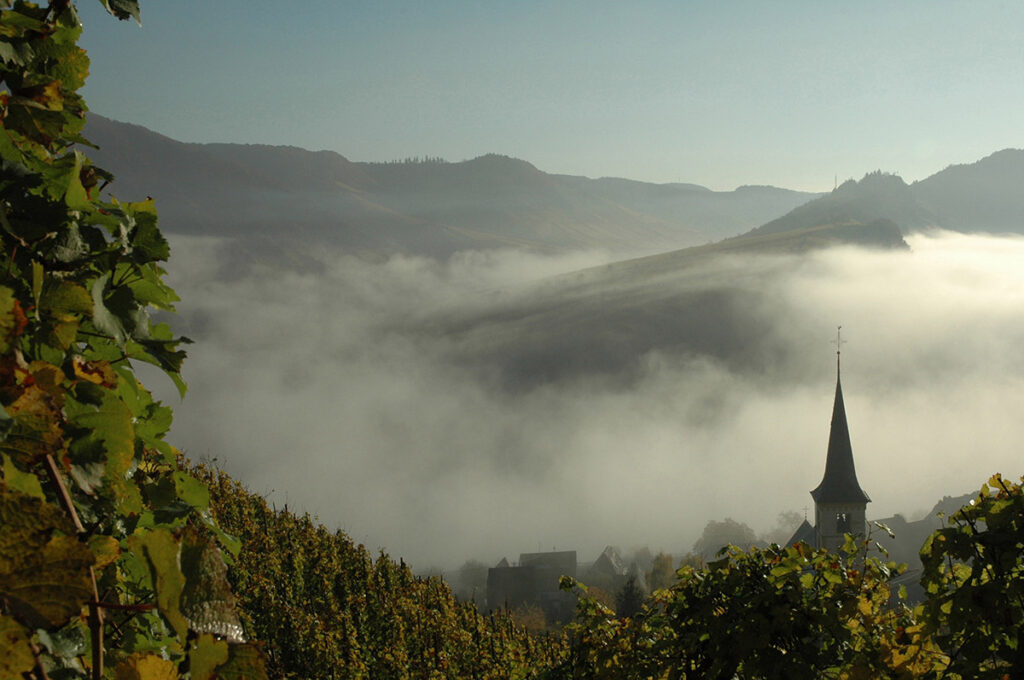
[89,600,156,612]
[29,640,52,680]
[43,453,103,680]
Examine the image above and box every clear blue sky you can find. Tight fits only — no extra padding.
[77,1,1024,191]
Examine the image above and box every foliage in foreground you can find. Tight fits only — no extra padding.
[197,471,1024,679]
[198,466,568,679]
[548,474,1024,679]
[918,473,1024,677]
[1,2,266,677]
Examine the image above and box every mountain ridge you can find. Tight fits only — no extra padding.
[748,151,1024,239]
[84,114,1024,265]
[83,114,821,258]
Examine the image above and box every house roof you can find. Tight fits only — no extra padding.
[786,519,816,547]
[810,362,871,504]
[590,546,625,576]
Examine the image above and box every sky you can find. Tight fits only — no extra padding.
[76,1,1024,192]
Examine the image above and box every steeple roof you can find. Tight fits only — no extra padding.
[810,359,871,504]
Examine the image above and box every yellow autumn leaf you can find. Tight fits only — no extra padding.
[114,653,179,680]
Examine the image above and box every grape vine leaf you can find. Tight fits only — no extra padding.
[98,0,141,25]
[215,641,269,680]
[113,653,179,680]
[66,389,141,514]
[188,634,229,680]
[0,614,35,677]
[89,534,121,571]
[128,528,188,639]
[1,453,44,499]
[0,488,94,629]
[0,287,25,353]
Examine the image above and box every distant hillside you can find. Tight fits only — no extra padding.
[745,172,938,238]
[746,152,1024,238]
[911,149,1024,233]
[83,114,819,258]
[425,219,907,391]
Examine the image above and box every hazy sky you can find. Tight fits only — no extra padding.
[77,1,1024,191]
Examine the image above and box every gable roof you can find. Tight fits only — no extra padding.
[810,368,871,504]
[786,519,816,547]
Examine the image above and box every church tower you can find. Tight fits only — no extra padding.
[810,334,870,551]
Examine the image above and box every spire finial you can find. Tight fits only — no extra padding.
[833,325,845,377]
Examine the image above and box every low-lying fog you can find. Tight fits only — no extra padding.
[145,231,1024,570]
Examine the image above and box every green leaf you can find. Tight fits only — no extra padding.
[104,282,147,340]
[118,261,179,310]
[214,642,269,680]
[194,508,241,558]
[99,0,141,25]
[128,528,188,639]
[1,453,44,498]
[39,284,92,327]
[0,614,35,678]
[113,653,179,680]
[133,398,175,462]
[0,7,45,33]
[0,38,35,66]
[189,634,230,680]
[64,151,90,210]
[126,200,169,262]
[40,280,92,349]
[0,287,22,354]
[90,272,128,347]
[89,534,121,571]
[769,561,800,579]
[173,471,210,511]
[66,389,140,514]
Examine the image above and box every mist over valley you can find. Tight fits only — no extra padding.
[140,227,1024,570]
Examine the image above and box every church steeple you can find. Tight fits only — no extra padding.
[810,366,871,504]
[810,328,870,549]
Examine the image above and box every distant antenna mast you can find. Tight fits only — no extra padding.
[834,173,837,191]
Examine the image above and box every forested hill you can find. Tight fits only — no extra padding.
[83,114,818,258]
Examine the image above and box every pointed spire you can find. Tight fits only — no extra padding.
[811,332,870,504]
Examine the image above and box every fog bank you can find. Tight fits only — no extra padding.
[148,232,1024,569]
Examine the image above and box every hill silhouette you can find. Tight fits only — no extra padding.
[745,152,1024,238]
[912,149,1024,233]
[748,172,938,237]
[83,114,818,258]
